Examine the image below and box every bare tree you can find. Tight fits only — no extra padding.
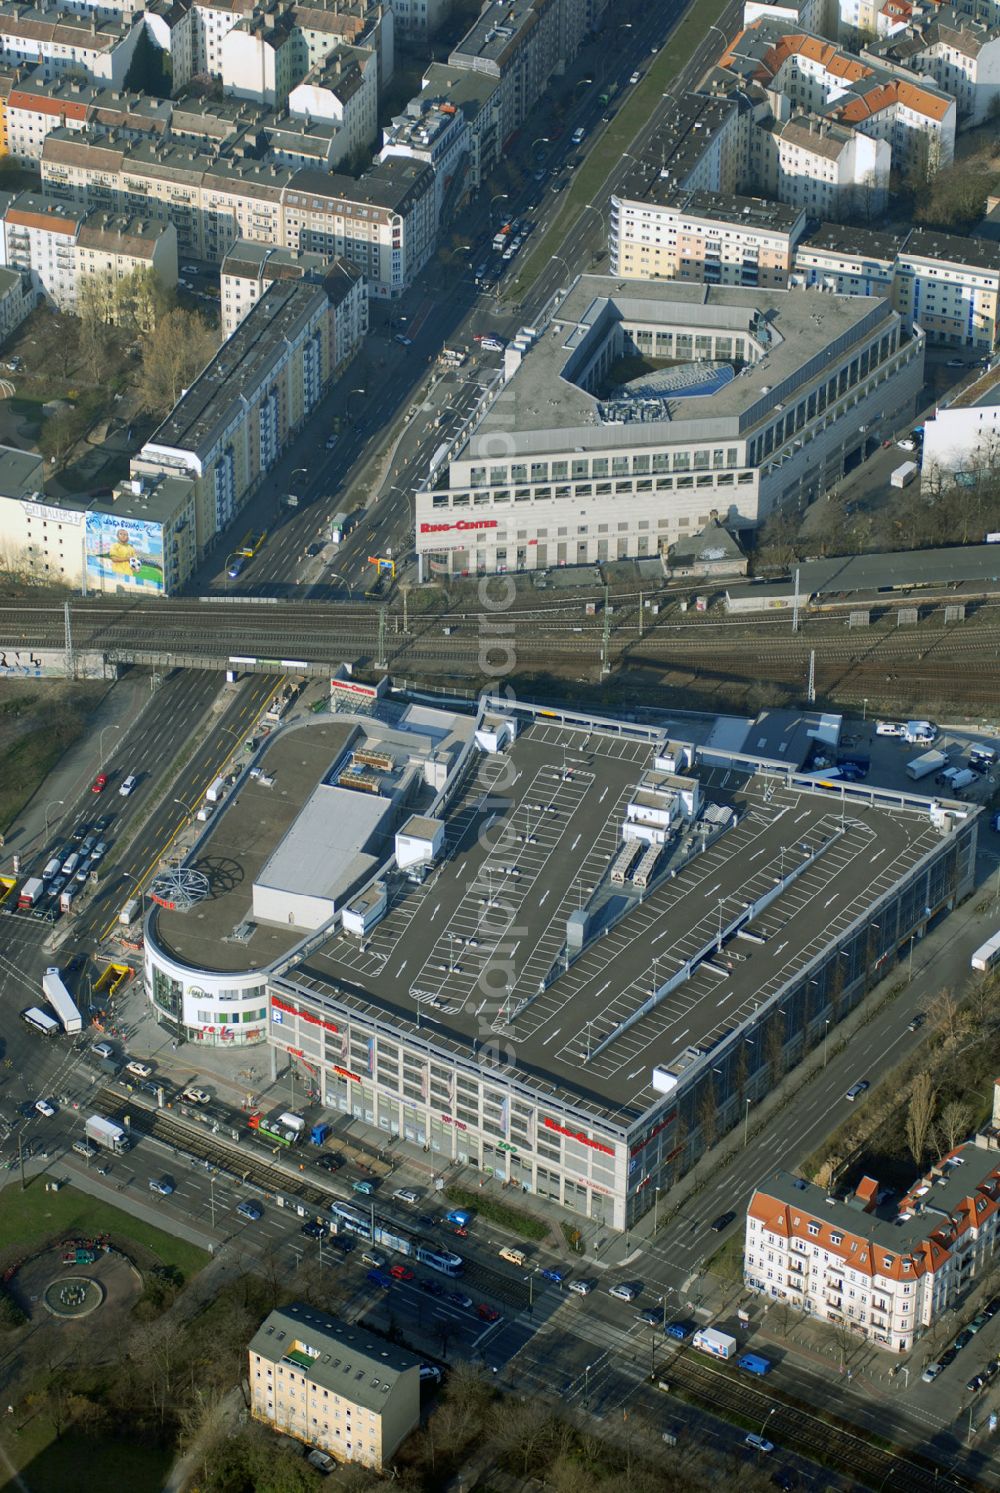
[937,1098,974,1154]
[138,306,217,415]
[928,987,963,1048]
[905,1072,938,1167]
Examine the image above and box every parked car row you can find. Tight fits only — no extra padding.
[922,1294,1000,1381]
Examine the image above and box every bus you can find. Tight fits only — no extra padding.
[21,1006,59,1036]
[971,930,1000,971]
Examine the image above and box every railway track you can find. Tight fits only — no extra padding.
[665,1352,983,1493]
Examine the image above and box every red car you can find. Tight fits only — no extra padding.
[476,1304,501,1322]
[91,773,108,794]
[389,1264,414,1282]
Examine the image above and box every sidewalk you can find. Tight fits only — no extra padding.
[4,670,152,869]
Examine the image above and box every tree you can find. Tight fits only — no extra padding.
[937,1098,974,1154]
[138,306,217,416]
[38,405,85,469]
[697,1078,718,1149]
[905,1071,938,1167]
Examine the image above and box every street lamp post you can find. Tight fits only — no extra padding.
[824,1018,831,1067]
[489,193,509,223]
[99,722,120,769]
[743,1096,751,1148]
[760,1405,777,1441]
[43,798,65,841]
[584,1363,591,1404]
[289,466,307,506]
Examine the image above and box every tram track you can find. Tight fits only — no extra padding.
[664,1352,982,1493]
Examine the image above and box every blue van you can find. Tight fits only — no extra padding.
[737,1353,772,1377]
[367,1268,391,1289]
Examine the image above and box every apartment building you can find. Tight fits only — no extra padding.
[415,275,924,577]
[219,236,364,339]
[281,157,436,296]
[40,129,435,295]
[5,76,173,163]
[416,63,501,190]
[392,0,454,34]
[0,468,198,595]
[792,222,903,297]
[249,1304,420,1469]
[380,95,470,219]
[718,19,957,184]
[133,268,365,550]
[447,0,605,148]
[154,0,392,99]
[865,8,1000,128]
[286,45,379,168]
[922,362,1000,479]
[760,112,889,219]
[0,190,176,311]
[746,1138,1000,1353]
[0,4,144,86]
[896,227,1000,348]
[0,264,32,340]
[610,187,807,287]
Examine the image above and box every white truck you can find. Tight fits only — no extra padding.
[84,1115,130,1154]
[903,720,937,745]
[205,777,226,804]
[42,967,82,1034]
[17,876,43,909]
[949,768,977,790]
[891,461,918,488]
[906,748,948,781]
[692,1327,737,1360]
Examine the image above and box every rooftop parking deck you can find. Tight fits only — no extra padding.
[285,719,945,1127]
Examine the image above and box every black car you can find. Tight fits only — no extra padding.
[301,1220,328,1239]
[940,1347,959,1368]
[419,1278,444,1297]
[316,1153,344,1172]
[70,822,90,842]
[92,814,112,834]
[417,1213,439,1230]
[710,1210,737,1232]
[771,1474,798,1492]
[328,1235,353,1254]
[955,1329,975,1351]
[985,1298,1000,1320]
[967,1373,986,1393]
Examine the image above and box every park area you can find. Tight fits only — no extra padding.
[0,1183,209,1493]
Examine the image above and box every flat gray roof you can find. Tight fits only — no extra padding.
[283,719,944,1127]
[151,720,357,974]
[257,782,390,905]
[734,544,1000,599]
[461,275,895,458]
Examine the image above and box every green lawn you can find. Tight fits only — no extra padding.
[509,0,731,298]
[0,1182,210,1278]
[4,1421,172,1493]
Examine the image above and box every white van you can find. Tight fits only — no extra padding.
[61,851,80,877]
[875,720,903,737]
[119,897,140,928]
[42,857,61,880]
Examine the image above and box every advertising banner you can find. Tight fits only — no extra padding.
[86,512,164,594]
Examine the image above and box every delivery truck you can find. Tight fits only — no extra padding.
[17,876,44,909]
[906,749,949,781]
[949,768,977,790]
[42,967,82,1034]
[891,461,918,488]
[84,1115,130,1154]
[692,1327,737,1360]
[205,777,226,804]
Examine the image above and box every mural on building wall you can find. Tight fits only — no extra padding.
[85,513,164,594]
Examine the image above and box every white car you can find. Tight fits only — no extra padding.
[126,1060,152,1079]
[181,1086,211,1105]
[393,1188,419,1204]
[922,1362,943,1382]
[419,1364,442,1382]
[629,70,641,83]
[567,1279,594,1296]
[897,437,917,451]
[745,1433,774,1454]
[325,434,338,450]
[181,264,198,273]
[93,1041,114,1059]
[34,1099,55,1117]
[119,774,137,797]
[608,1283,639,1302]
